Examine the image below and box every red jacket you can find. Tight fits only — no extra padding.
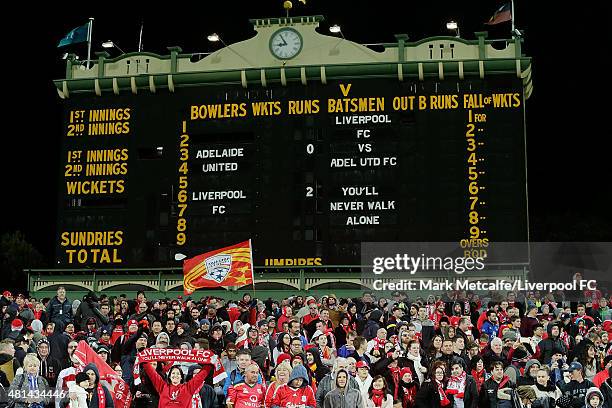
[271,384,316,408]
[144,362,211,408]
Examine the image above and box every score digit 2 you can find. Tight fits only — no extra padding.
[176,122,189,246]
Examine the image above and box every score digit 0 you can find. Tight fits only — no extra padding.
[176,124,189,246]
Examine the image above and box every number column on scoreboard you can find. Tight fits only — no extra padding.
[464,108,488,256]
[176,121,189,246]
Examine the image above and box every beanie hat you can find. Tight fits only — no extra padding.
[524,359,541,374]
[11,319,23,331]
[277,353,291,365]
[31,319,43,333]
[156,332,170,345]
[97,345,110,354]
[76,372,90,384]
[400,366,413,379]
[37,337,50,348]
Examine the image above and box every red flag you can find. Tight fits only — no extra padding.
[183,240,254,294]
[485,3,512,25]
[74,341,132,408]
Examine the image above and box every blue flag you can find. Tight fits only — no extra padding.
[58,23,89,47]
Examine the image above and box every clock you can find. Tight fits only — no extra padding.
[269,28,303,60]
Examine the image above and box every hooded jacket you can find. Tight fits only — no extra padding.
[272,365,316,408]
[316,370,360,408]
[82,363,114,408]
[538,322,568,364]
[143,361,212,408]
[323,385,364,408]
[583,386,604,408]
[363,310,383,341]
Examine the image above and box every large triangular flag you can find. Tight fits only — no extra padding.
[58,23,89,47]
[183,239,254,294]
[485,3,512,25]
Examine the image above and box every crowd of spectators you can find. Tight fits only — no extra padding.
[1,284,611,408]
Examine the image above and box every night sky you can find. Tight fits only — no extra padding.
[2,1,610,281]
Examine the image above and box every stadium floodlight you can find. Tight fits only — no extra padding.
[329,24,345,39]
[446,21,460,37]
[174,253,187,261]
[101,40,125,54]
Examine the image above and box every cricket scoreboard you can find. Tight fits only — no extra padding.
[55,17,530,269]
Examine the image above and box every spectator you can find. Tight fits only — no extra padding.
[271,365,316,408]
[323,369,364,408]
[8,353,51,408]
[316,358,360,408]
[0,340,20,386]
[227,363,265,408]
[561,362,595,408]
[47,287,73,330]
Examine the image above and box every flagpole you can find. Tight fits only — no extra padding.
[138,20,144,52]
[510,0,515,33]
[249,239,256,296]
[86,17,94,69]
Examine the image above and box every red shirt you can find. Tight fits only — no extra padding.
[144,362,211,408]
[227,382,266,408]
[271,384,316,408]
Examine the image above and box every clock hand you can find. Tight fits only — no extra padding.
[276,42,285,47]
[279,34,288,46]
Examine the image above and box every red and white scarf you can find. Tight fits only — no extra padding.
[96,383,106,408]
[373,336,387,351]
[447,371,467,399]
[133,348,226,386]
[435,379,450,406]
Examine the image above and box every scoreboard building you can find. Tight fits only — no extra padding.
[42,15,533,297]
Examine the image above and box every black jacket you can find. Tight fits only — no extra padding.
[47,296,73,329]
[561,378,595,408]
[478,376,514,408]
[83,363,114,408]
[415,380,445,408]
[38,354,62,388]
[537,322,567,364]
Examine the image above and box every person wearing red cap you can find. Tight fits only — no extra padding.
[0,291,12,308]
[355,360,372,401]
[398,367,419,408]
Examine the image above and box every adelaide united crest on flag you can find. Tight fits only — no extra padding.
[183,240,254,294]
[204,254,232,283]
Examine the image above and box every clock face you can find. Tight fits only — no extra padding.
[269,28,303,60]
